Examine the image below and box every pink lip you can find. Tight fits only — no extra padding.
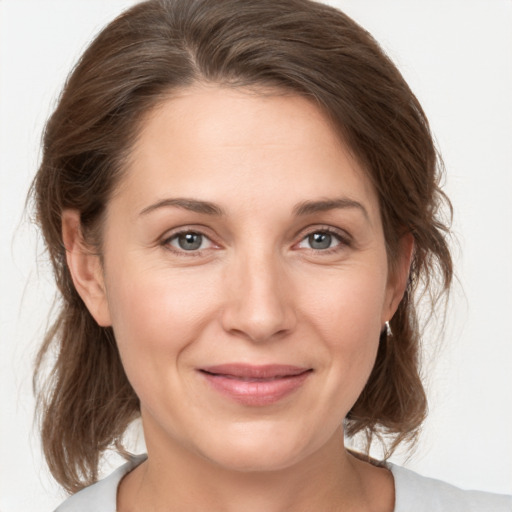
[199,364,312,406]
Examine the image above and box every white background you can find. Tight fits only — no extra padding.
[1,1,511,510]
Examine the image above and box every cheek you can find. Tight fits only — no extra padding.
[300,267,387,399]
[303,264,387,340]
[104,264,221,366]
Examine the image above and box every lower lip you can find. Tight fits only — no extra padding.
[200,371,312,406]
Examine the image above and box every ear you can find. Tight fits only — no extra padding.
[62,210,112,327]
[383,232,414,323]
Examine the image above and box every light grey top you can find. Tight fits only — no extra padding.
[55,454,512,512]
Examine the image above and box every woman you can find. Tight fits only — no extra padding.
[30,0,511,510]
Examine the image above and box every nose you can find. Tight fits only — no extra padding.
[220,250,297,343]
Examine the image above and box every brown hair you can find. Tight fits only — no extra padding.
[32,0,452,493]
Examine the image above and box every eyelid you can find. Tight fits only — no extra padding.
[158,224,352,256]
[293,224,353,250]
[160,225,221,255]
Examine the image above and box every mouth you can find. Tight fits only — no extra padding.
[198,364,313,406]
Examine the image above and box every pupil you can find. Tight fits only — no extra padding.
[309,232,331,250]
[178,233,202,250]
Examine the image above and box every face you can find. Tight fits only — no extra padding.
[68,86,409,472]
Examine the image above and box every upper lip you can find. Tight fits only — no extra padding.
[199,364,311,379]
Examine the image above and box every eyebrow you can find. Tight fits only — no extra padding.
[139,196,368,220]
[139,198,225,217]
[293,198,369,220]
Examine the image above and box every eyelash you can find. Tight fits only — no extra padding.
[295,226,352,254]
[161,227,218,257]
[160,226,352,256]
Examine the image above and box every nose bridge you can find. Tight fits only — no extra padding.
[221,244,295,342]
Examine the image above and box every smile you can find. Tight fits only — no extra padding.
[198,364,313,406]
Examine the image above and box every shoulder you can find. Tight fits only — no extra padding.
[390,463,512,512]
[53,454,147,512]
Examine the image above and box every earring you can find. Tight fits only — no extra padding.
[385,321,392,337]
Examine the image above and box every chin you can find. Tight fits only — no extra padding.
[193,424,324,474]
[206,446,303,474]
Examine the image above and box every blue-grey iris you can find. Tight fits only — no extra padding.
[308,232,332,250]
[178,232,203,250]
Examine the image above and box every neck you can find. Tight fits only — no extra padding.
[118,423,393,512]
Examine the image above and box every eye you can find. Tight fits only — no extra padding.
[297,230,345,251]
[166,231,213,252]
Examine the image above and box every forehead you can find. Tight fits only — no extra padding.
[116,85,380,223]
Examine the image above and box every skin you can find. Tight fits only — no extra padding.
[63,85,412,511]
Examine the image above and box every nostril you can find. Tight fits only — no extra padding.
[221,312,296,343]
[220,261,297,342]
